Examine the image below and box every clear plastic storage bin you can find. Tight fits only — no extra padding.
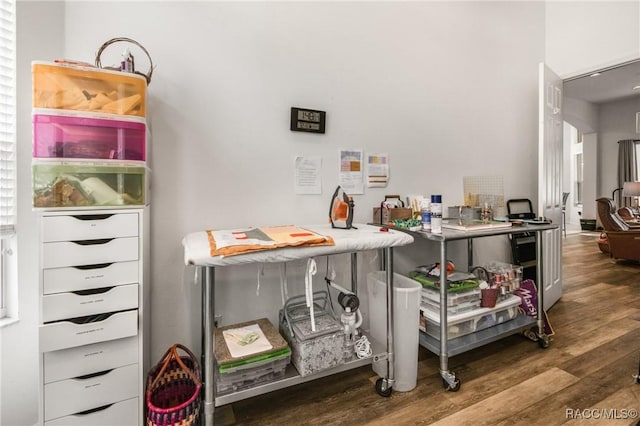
[421,294,521,340]
[215,352,291,394]
[32,61,147,117]
[33,111,146,161]
[33,161,146,208]
[421,287,481,306]
[484,261,523,293]
[421,298,481,316]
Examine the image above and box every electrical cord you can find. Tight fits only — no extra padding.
[354,335,372,359]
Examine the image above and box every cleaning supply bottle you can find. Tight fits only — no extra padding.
[420,197,431,231]
[431,194,442,233]
[121,47,135,73]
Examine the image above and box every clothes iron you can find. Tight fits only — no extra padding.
[329,186,354,229]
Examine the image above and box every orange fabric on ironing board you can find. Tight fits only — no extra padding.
[206,225,335,257]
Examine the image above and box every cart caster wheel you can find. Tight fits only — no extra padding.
[538,336,550,348]
[375,378,393,397]
[443,378,461,392]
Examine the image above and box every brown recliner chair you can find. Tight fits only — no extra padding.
[596,197,640,262]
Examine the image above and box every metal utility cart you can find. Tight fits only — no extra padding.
[182,224,414,426]
[408,222,557,391]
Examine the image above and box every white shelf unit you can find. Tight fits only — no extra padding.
[38,209,150,426]
[32,61,150,425]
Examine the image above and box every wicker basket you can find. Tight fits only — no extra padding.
[95,37,154,85]
[146,344,201,426]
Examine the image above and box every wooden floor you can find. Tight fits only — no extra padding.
[221,232,640,425]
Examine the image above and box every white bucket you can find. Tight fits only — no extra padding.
[366,271,421,392]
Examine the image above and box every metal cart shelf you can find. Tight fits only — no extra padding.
[406,222,557,391]
[182,224,414,426]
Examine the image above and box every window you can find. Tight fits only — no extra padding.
[0,0,15,320]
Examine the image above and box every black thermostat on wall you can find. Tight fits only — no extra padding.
[290,107,326,134]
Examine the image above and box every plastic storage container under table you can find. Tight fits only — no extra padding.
[394,222,557,392]
[421,295,521,340]
[421,298,481,316]
[421,287,481,306]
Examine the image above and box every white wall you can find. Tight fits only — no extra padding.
[598,97,640,197]
[545,0,640,78]
[4,2,636,425]
[57,0,546,352]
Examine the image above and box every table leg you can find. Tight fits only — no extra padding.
[202,266,215,426]
[385,247,395,387]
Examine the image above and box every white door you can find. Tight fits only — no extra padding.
[538,63,563,310]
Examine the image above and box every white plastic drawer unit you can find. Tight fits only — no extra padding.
[40,309,138,352]
[45,397,139,426]
[43,260,139,294]
[43,363,138,421]
[42,213,138,242]
[44,336,138,384]
[42,283,138,322]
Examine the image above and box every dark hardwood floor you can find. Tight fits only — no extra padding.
[220,232,640,425]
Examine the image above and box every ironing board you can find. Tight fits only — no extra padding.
[182,223,414,426]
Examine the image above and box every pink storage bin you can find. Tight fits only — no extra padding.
[33,112,146,161]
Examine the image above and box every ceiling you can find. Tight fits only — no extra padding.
[563,60,640,104]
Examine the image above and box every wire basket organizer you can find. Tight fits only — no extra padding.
[146,344,201,426]
[95,37,154,85]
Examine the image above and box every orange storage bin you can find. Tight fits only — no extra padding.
[32,61,147,118]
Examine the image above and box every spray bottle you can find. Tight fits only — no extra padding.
[121,47,135,73]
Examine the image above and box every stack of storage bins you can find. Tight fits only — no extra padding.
[417,274,522,340]
[32,61,149,425]
[214,318,291,394]
[420,295,522,340]
[32,61,148,208]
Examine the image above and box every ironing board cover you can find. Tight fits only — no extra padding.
[207,225,334,257]
[183,223,415,266]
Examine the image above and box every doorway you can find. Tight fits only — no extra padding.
[562,59,640,234]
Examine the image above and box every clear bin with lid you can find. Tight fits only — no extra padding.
[33,160,147,209]
[421,287,481,306]
[421,298,481,316]
[421,294,521,340]
[484,261,523,293]
[32,61,147,117]
[33,111,146,161]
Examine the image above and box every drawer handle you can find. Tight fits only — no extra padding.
[73,263,113,270]
[69,311,115,324]
[75,368,114,380]
[73,403,114,416]
[72,238,114,246]
[71,214,114,221]
[43,311,114,325]
[43,308,135,325]
[72,286,115,296]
